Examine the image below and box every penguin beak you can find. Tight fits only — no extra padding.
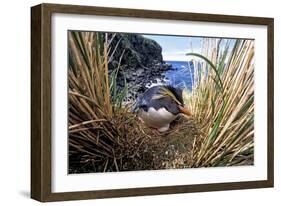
[179,105,192,117]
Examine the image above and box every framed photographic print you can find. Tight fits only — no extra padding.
[31,3,274,202]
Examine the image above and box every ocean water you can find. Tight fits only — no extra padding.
[164,61,195,91]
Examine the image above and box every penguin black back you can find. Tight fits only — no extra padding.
[135,85,184,115]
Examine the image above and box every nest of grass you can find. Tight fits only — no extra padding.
[69,114,199,173]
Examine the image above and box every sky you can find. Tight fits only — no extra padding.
[143,34,203,61]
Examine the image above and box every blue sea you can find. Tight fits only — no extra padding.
[164,61,195,91]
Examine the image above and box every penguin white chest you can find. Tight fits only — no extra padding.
[138,107,177,132]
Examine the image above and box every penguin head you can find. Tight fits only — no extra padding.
[156,85,192,117]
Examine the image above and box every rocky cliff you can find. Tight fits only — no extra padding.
[108,33,171,99]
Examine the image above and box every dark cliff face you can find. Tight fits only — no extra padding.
[109,33,163,70]
[108,33,171,100]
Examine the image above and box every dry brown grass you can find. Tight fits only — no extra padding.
[185,39,254,167]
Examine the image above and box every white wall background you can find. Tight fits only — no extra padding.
[0,0,279,205]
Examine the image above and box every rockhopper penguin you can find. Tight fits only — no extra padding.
[132,85,192,132]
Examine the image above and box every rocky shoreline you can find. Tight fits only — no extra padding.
[121,61,172,99]
[108,33,172,100]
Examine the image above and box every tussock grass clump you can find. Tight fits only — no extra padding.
[186,39,254,167]
[68,31,143,172]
